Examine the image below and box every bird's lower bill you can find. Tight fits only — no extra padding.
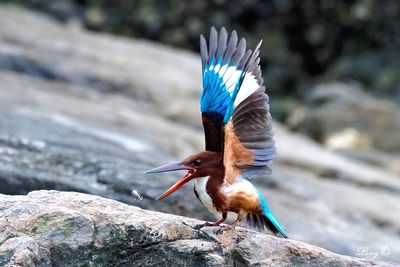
[156,169,195,200]
[145,162,195,200]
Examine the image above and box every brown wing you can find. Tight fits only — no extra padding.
[224,87,276,180]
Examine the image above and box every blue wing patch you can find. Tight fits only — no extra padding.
[200,27,251,124]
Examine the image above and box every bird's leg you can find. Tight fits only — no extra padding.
[194,212,227,230]
[216,212,244,234]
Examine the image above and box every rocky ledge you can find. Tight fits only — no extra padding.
[0,191,395,267]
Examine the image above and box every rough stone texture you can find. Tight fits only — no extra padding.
[0,191,396,267]
[288,83,400,152]
[0,6,399,264]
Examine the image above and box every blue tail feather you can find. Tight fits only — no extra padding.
[262,207,288,238]
[248,190,288,238]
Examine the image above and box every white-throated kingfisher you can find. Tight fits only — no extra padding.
[146,27,288,238]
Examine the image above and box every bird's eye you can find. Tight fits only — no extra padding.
[192,159,201,167]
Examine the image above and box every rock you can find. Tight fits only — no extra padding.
[0,7,400,263]
[326,49,400,101]
[337,149,400,176]
[0,190,396,267]
[287,83,400,152]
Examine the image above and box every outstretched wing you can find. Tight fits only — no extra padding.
[200,27,260,152]
[223,43,276,181]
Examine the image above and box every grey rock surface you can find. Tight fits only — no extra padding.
[0,6,399,263]
[0,190,397,267]
[288,83,400,152]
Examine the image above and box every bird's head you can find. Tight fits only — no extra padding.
[145,151,222,200]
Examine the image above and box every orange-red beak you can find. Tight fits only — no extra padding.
[145,162,195,200]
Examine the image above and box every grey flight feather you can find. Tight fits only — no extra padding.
[208,27,218,63]
[200,27,249,72]
[231,87,276,178]
[243,40,263,86]
[223,30,238,66]
[230,38,247,66]
[200,34,208,71]
[216,27,228,60]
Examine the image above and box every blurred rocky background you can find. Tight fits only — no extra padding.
[4,0,400,119]
[0,1,399,265]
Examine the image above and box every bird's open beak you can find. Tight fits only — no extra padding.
[145,162,195,200]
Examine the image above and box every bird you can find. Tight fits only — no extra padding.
[146,27,288,238]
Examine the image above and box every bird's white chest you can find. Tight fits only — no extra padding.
[194,177,219,217]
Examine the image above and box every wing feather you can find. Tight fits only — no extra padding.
[222,87,275,180]
[228,87,276,178]
[200,27,252,151]
[200,27,273,167]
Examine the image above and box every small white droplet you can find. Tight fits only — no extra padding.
[131,190,143,200]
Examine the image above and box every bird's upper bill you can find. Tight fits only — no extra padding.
[145,162,196,200]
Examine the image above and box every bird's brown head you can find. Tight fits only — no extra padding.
[145,151,222,200]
